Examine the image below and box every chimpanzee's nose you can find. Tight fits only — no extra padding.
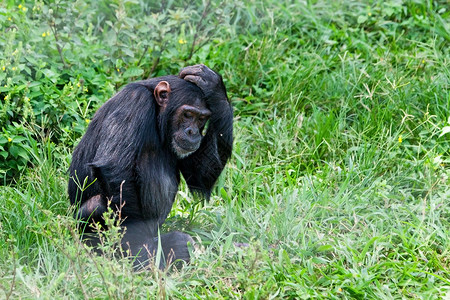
[185,127,198,136]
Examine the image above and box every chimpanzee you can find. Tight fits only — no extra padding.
[68,64,233,268]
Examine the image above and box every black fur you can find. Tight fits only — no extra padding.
[68,68,233,268]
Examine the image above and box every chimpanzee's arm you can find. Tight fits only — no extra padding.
[178,65,233,197]
[85,84,159,217]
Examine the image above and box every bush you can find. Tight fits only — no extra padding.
[0,0,237,182]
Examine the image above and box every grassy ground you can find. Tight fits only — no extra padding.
[1,0,449,299]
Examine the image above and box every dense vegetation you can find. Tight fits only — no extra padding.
[1,0,449,298]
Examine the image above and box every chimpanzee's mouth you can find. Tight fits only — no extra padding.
[172,140,200,158]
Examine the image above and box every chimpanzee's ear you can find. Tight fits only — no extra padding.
[154,81,171,109]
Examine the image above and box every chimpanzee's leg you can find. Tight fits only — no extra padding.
[122,220,194,269]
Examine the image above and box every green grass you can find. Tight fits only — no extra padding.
[1,0,449,298]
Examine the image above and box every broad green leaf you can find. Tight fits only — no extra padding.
[357,15,368,23]
[123,67,144,78]
[9,145,19,158]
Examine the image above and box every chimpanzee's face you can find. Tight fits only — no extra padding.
[170,98,211,158]
[153,80,211,158]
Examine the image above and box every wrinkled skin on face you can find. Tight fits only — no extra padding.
[171,100,211,158]
[153,80,212,158]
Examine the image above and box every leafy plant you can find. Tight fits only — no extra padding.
[0,0,238,182]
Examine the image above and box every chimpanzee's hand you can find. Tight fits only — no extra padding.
[179,64,229,106]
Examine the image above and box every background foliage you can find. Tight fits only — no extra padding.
[0,0,449,298]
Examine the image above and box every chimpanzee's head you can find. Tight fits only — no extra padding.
[154,78,211,158]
